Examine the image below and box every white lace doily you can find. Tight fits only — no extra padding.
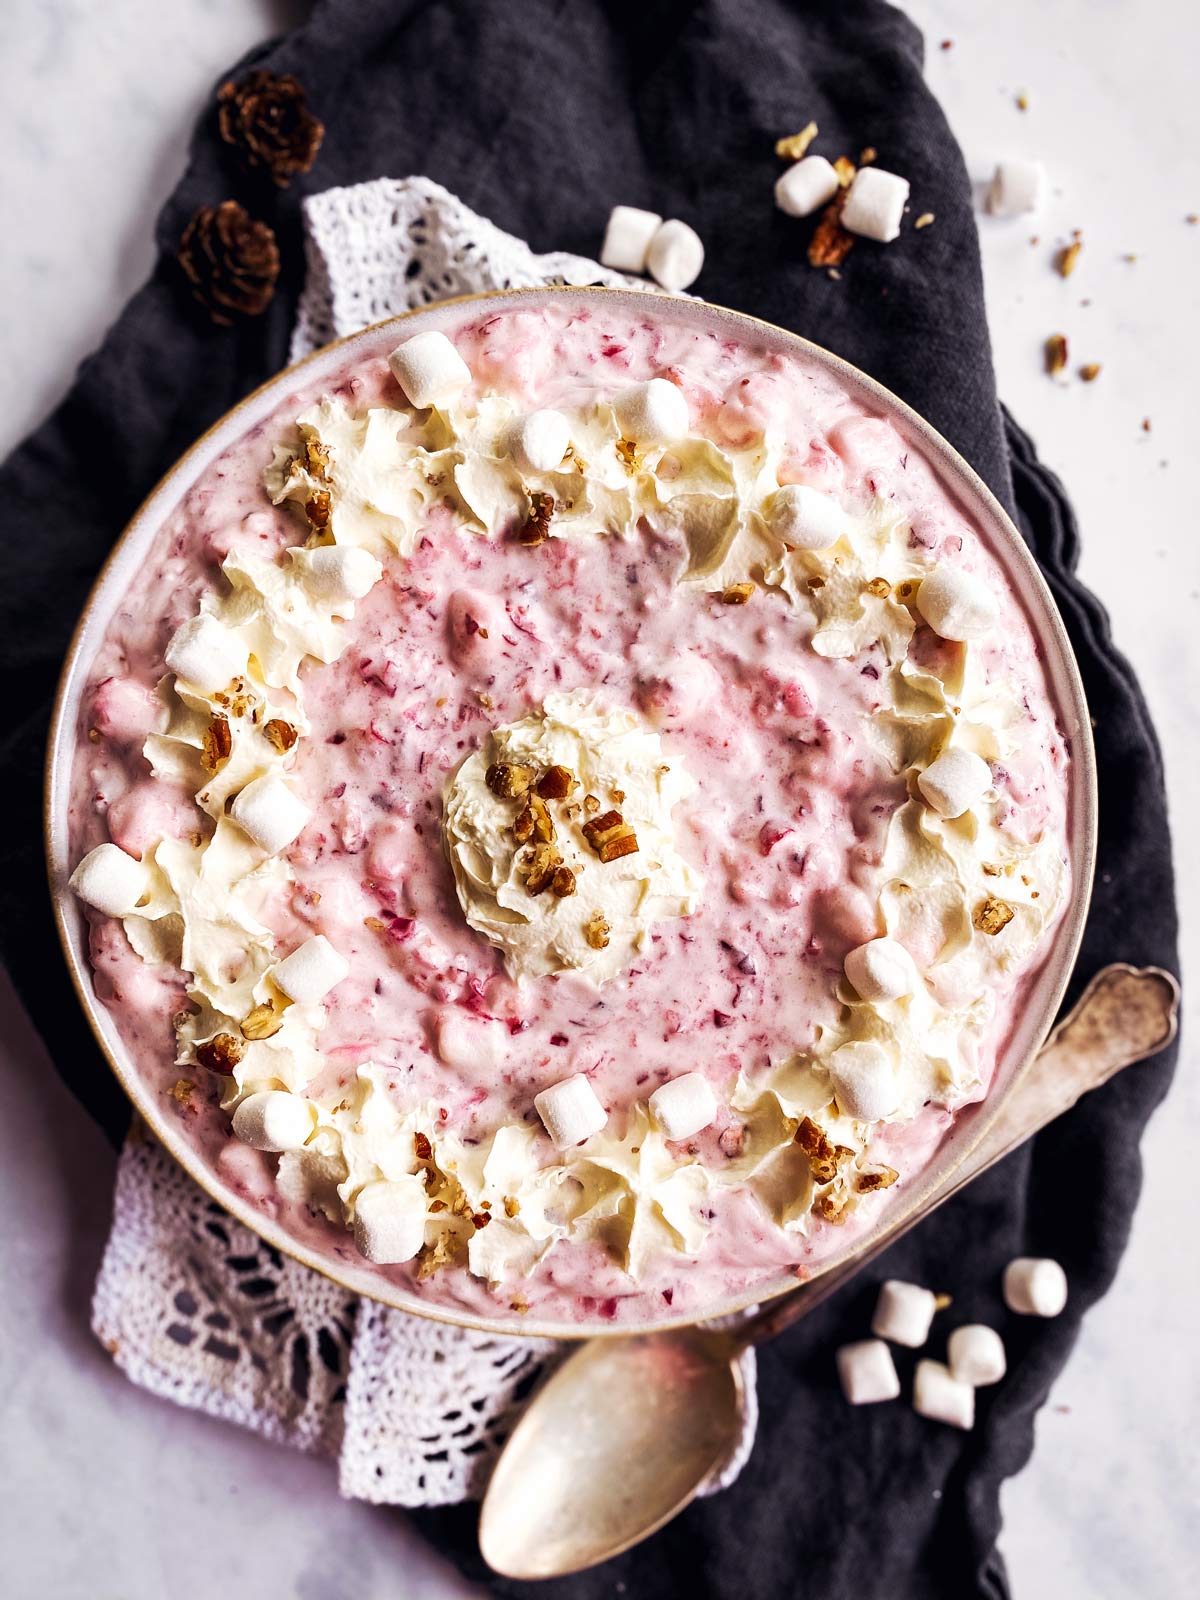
[93,177,757,1509]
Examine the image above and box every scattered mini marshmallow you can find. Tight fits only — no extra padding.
[600,205,663,274]
[841,167,911,243]
[836,1339,901,1405]
[649,1073,718,1141]
[828,1040,899,1122]
[514,408,571,474]
[388,330,472,409]
[1003,1257,1068,1317]
[844,937,916,1003]
[913,1358,975,1429]
[68,843,150,918]
[300,545,383,606]
[271,934,350,1006]
[948,1324,1007,1386]
[613,378,690,446]
[872,1279,938,1348]
[353,1176,428,1264]
[232,1090,317,1153]
[534,1074,608,1148]
[917,747,992,820]
[231,774,310,854]
[916,566,999,641]
[164,613,247,694]
[774,155,841,219]
[762,484,845,550]
[646,219,705,292]
[986,160,1046,218]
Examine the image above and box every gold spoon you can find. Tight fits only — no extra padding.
[479,964,1179,1580]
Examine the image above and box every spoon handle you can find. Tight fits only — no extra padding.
[737,963,1179,1350]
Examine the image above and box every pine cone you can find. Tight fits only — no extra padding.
[217,70,324,187]
[177,201,280,326]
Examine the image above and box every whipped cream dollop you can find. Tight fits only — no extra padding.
[443,691,703,983]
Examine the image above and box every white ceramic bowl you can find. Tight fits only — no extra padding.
[45,287,1097,1338]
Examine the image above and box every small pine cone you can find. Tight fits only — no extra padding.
[177,201,280,326]
[217,70,324,187]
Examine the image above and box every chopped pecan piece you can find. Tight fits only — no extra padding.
[486,761,536,799]
[170,1078,197,1107]
[722,581,755,605]
[914,212,935,230]
[551,866,577,898]
[1079,362,1102,383]
[894,578,919,602]
[1056,240,1082,278]
[811,1190,849,1224]
[472,1210,492,1229]
[536,764,577,800]
[414,1131,433,1162]
[775,121,818,161]
[1045,333,1069,376]
[794,1116,835,1165]
[264,718,299,754]
[583,793,601,816]
[614,437,640,472]
[306,489,332,529]
[504,1195,520,1219]
[832,155,857,187]
[518,491,555,546]
[513,805,535,845]
[584,911,611,950]
[582,808,641,863]
[201,716,233,773]
[974,895,1015,935]
[855,1165,900,1194]
[865,577,892,598]
[522,843,564,895]
[195,1032,244,1073]
[301,437,331,481]
[241,1002,283,1040]
[808,190,856,268]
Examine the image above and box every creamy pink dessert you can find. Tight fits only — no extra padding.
[67,299,1071,1327]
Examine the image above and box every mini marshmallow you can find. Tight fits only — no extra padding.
[844,937,915,1003]
[231,775,310,854]
[301,545,383,605]
[534,1074,608,1148]
[986,160,1046,218]
[871,1280,938,1348]
[913,1359,975,1429]
[68,843,150,918]
[164,613,247,693]
[774,155,841,219]
[613,378,690,446]
[828,1040,899,1123]
[353,1176,428,1264]
[917,747,992,820]
[271,935,349,1006]
[841,167,911,243]
[388,330,472,410]
[514,408,571,474]
[649,1073,718,1141]
[762,484,845,550]
[916,566,999,641]
[232,1090,317,1153]
[1003,1257,1068,1317]
[948,1324,1007,1387]
[600,204,663,274]
[836,1339,901,1405]
[646,219,705,292]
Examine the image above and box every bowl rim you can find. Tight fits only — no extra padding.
[45,284,1098,1340]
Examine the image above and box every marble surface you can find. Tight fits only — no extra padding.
[0,1,1195,1595]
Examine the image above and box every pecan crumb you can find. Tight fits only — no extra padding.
[1079,362,1102,383]
[865,576,892,598]
[894,578,919,602]
[1056,240,1083,278]
[914,212,935,230]
[414,1131,433,1162]
[241,1002,283,1040]
[615,437,641,473]
[812,1191,849,1224]
[808,188,855,268]
[170,1078,197,1107]
[195,1032,244,1073]
[1016,91,1029,111]
[584,911,611,950]
[775,121,818,161]
[302,438,332,481]
[1045,333,1069,376]
[934,1292,953,1311]
[583,793,601,816]
[471,1210,492,1229]
[88,727,101,743]
[201,716,233,773]
[522,843,564,895]
[264,717,299,753]
[518,491,555,546]
[859,146,878,165]
[551,866,577,897]
[536,765,577,800]
[855,1165,899,1194]
[486,761,536,799]
[973,895,1015,936]
[306,489,332,529]
[722,581,755,605]
[806,575,826,591]
[503,1195,520,1219]
[832,155,857,187]
[981,862,1003,877]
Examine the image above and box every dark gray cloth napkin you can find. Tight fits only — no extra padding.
[0,3,1179,1595]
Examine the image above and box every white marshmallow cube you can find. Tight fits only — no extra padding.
[986,160,1046,218]
[165,613,247,694]
[646,219,705,292]
[271,935,349,1006]
[871,1279,938,1348]
[232,1090,317,1153]
[1003,1257,1068,1317]
[231,775,310,854]
[828,1040,899,1123]
[916,567,999,641]
[948,1324,1007,1386]
[600,205,663,274]
[763,484,845,550]
[613,378,690,446]
[514,408,571,474]
[913,1359,975,1429]
[918,747,992,820]
[774,156,841,219]
[836,1339,901,1405]
[353,1176,428,1264]
[299,545,383,606]
[844,937,916,1003]
[649,1073,718,1141]
[388,331,472,409]
[534,1074,608,1148]
[69,843,150,918]
[841,167,911,243]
